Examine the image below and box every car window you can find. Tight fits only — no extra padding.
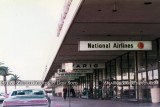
[33,90,44,95]
[11,91,17,96]
[11,89,45,96]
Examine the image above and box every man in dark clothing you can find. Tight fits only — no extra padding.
[70,87,76,97]
[63,86,67,100]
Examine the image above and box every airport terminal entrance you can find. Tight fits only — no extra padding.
[102,38,160,102]
[78,38,160,102]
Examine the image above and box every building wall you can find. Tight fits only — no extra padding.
[55,86,63,97]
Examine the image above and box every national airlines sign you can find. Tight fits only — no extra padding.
[79,41,152,51]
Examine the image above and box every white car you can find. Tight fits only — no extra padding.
[0,93,5,102]
[2,88,51,107]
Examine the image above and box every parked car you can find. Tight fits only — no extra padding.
[2,88,51,107]
[0,93,5,102]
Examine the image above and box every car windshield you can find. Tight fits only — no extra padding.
[11,89,45,96]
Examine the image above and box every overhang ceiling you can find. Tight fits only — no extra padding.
[44,0,160,82]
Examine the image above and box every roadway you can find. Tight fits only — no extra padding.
[1,97,160,107]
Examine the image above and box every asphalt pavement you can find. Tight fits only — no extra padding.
[49,97,160,107]
[1,97,160,107]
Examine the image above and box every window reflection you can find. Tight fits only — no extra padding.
[153,69,158,79]
[148,71,153,80]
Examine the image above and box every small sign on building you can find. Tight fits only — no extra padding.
[65,63,73,73]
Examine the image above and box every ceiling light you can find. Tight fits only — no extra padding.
[144,1,152,5]
[113,1,117,12]
[98,9,102,12]
[106,34,111,37]
[113,10,117,12]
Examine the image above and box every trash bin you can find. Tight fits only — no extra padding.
[150,88,160,103]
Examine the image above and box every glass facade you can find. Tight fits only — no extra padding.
[77,38,160,101]
[103,38,160,101]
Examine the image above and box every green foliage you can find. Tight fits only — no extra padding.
[10,74,20,81]
[0,66,13,76]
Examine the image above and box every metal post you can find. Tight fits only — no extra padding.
[135,51,139,101]
[69,84,71,107]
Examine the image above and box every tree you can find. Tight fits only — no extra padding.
[0,62,3,65]
[10,74,20,89]
[0,66,13,95]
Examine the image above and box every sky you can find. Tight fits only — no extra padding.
[0,0,66,92]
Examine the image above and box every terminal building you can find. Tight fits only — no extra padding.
[42,0,160,102]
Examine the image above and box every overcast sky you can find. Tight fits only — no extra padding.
[0,0,65,83]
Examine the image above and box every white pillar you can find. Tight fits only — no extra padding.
[135,51,144,100]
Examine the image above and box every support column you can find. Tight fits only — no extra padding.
[135,51,144,101]
[52,86,55,96]
[102,69,105,81]
[116,58,121,98]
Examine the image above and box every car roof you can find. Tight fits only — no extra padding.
[11,88,45,92]
[9,88,47,96]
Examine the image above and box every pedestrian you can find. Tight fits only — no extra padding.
[102,84,107,99]
[70,87,76,97]
[63,86,67,100]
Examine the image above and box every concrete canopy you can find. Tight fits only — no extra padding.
[43,0,160,83]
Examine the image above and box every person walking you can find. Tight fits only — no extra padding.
[63,86,67,100]
[70,87,76,97]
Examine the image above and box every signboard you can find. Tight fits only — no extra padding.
[55,73,85,77]
[65,63,73,72]
[62,63,105,69]
[55,77,78,81]
[58,69,93,74]
[57,0,72,36]
[79,41,152,51]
